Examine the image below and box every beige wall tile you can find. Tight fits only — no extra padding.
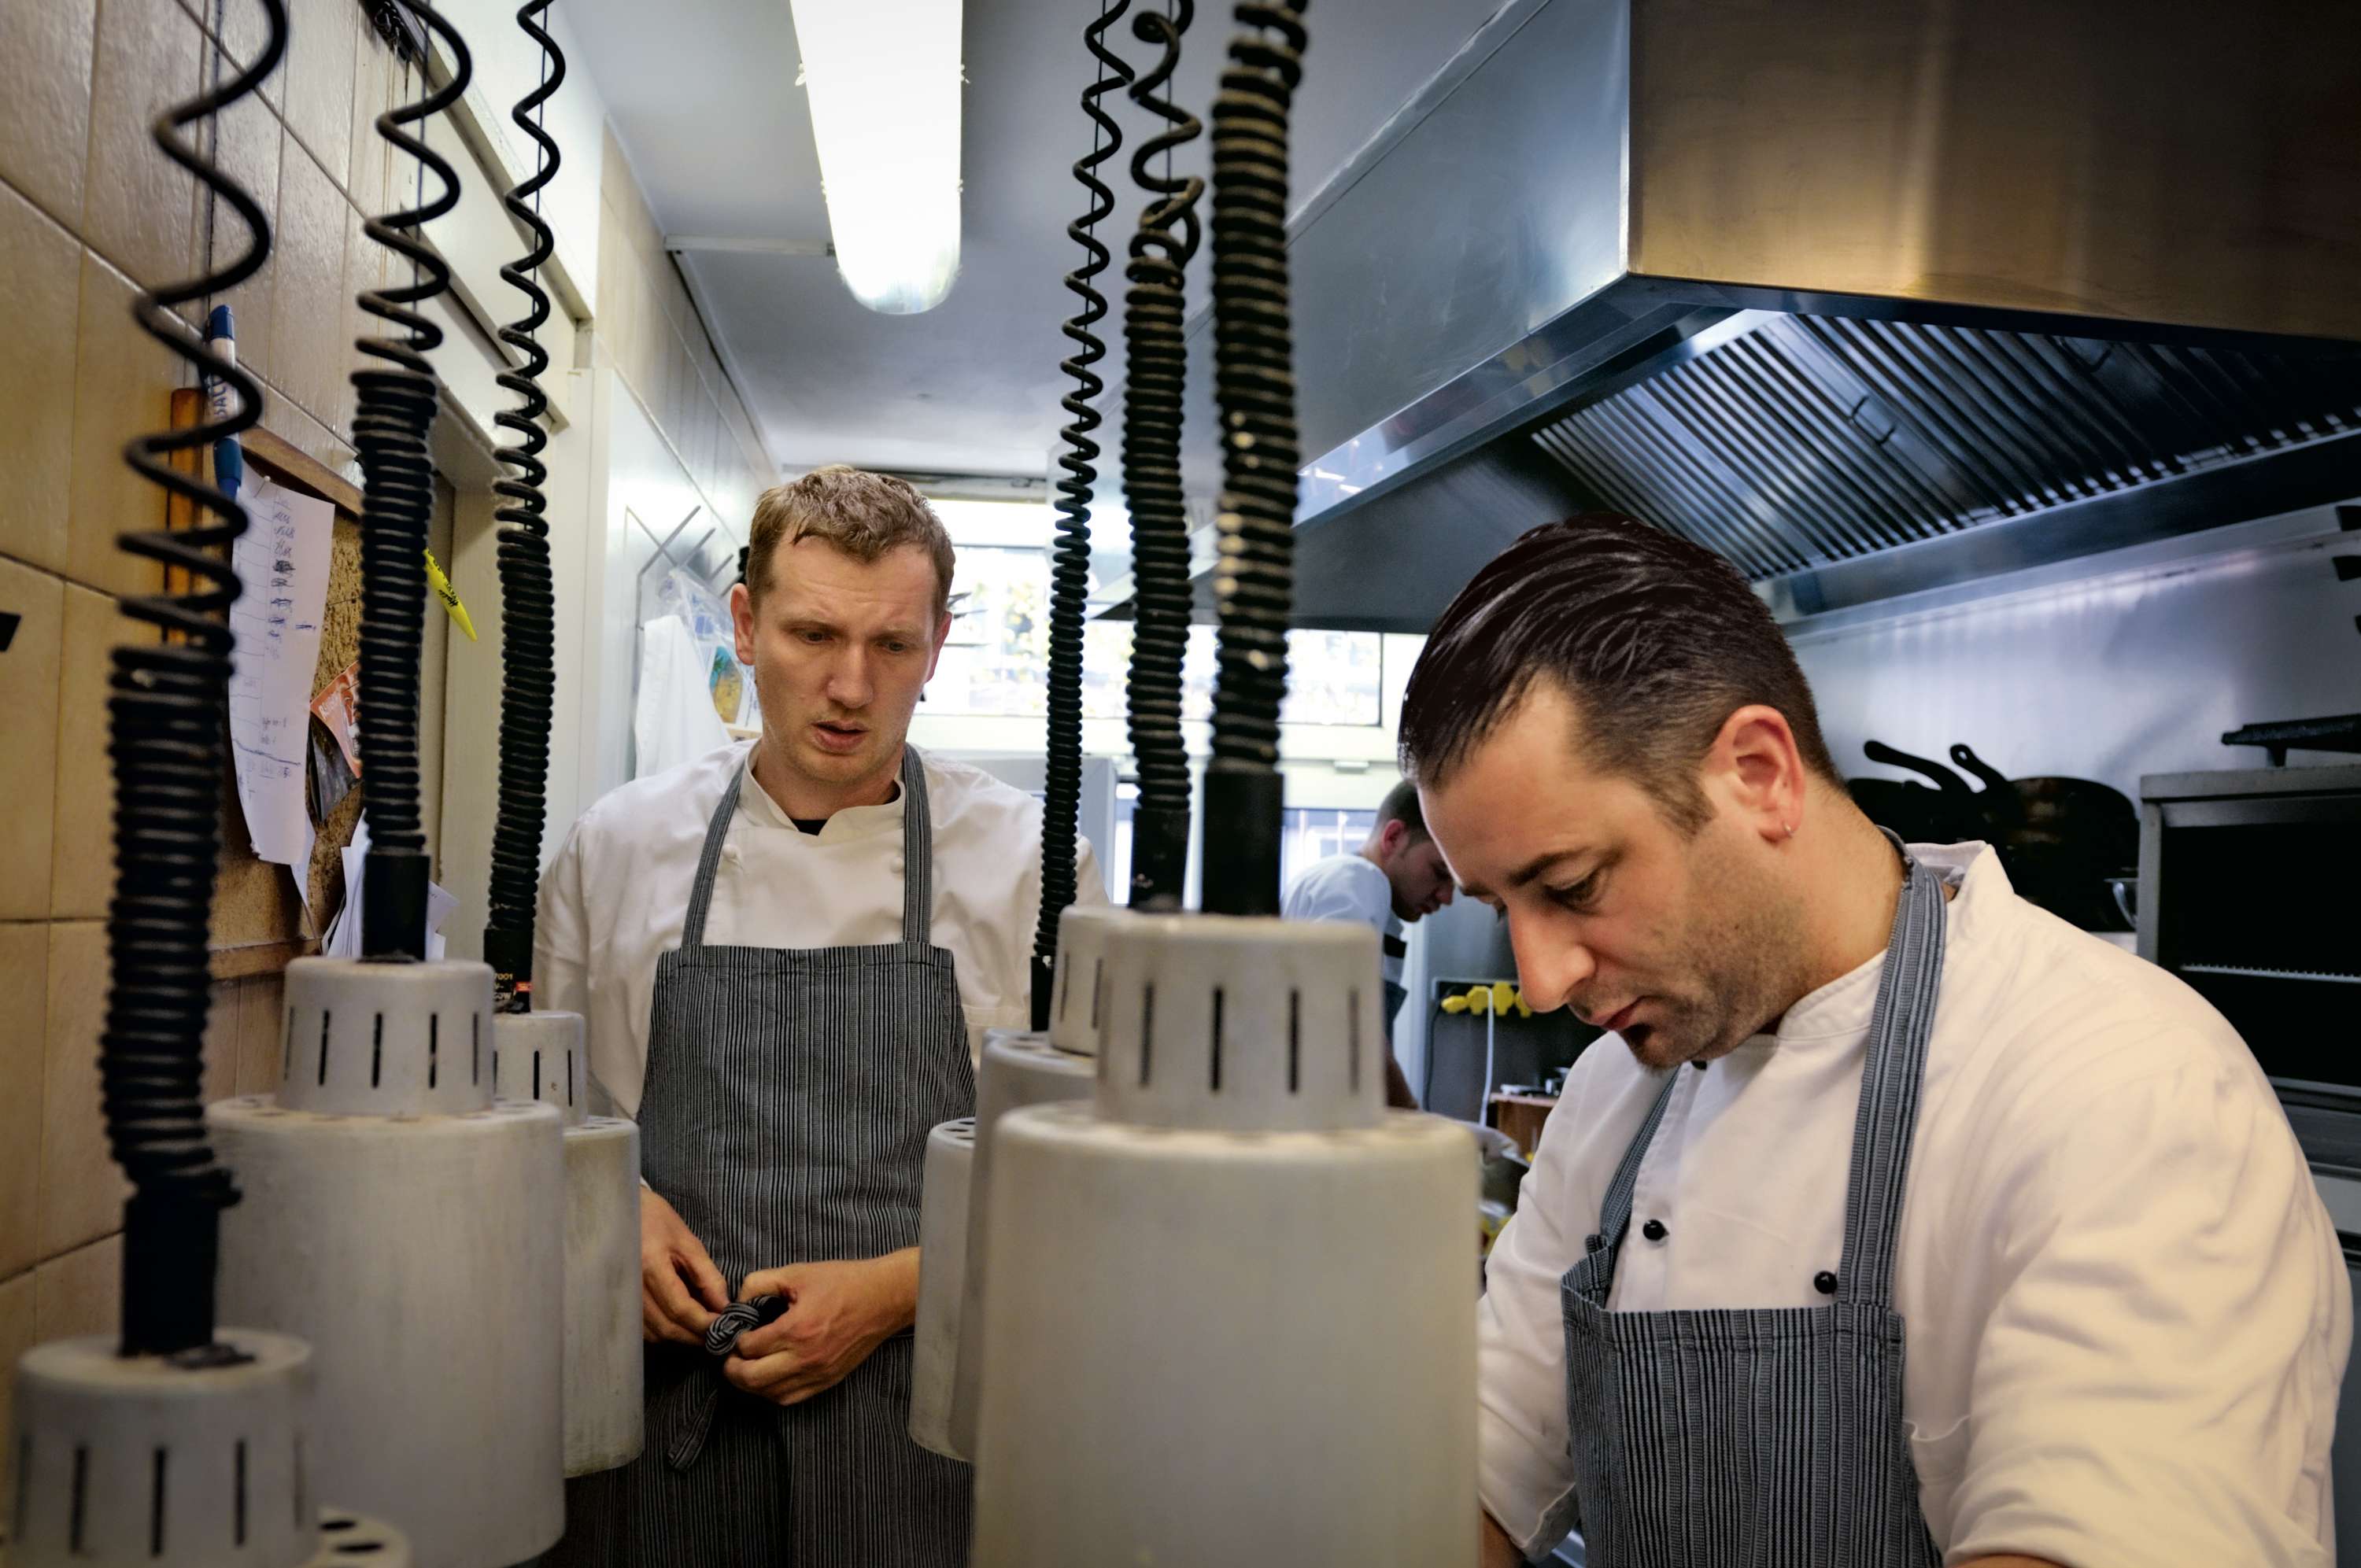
[267,136,347,430]
[178,66,281,376]
[0,186,83,577]
[50,586,150,920]
[258,376,351,474]
[0,924,50,1282]
[0,1269,34,1532]
[345,30,400,211]
[65,251,181,600]
[335,198,374,438]
[234,969,285,1097]
[205,0,285,111]
[0,0,98,231]
[33,1232,122,1345]
[279,0,353,192]
[83,0,200,286]
[40,922,127,1261]
[201,975,239,1109]
[0,562,65,921]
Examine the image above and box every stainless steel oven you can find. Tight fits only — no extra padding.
[2138,763,2361,1167]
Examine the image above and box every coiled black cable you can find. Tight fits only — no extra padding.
[109,0,286,1358]
[483,0,564,1013]
[353,1,472,960]
[1201,1,1307,917]
[1033,1,1134,1025]
[1119,0,1202,909]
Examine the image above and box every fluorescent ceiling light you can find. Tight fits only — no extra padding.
[788,0,963,315]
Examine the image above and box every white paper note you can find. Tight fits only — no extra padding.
[227,478,334,905]
[320,815,460,960]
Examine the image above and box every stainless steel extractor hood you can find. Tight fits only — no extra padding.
[1161,0,2361,631]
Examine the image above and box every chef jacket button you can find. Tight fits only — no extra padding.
[1640,1218,1668,1243]
[1813,1270,1838,1296]
[887,855,904,873]
[722,846,741,864]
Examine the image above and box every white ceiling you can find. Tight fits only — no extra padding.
[563,0,1510,481]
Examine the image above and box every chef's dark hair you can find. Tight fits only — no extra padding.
[1398,513,1839,833]
[1373,778,1429,841]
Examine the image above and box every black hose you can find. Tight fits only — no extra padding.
[1199,0,1306,917]
[1119,0,1202,910]
[353,1,472,960]
[483,0,565,1013]
[109,0,286,1359]
[1033,2,1135,1027]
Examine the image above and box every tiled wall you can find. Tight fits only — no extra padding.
[0,0,773,1531]
[0,0,388,1494]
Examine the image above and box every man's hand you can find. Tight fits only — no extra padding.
[641,1187,728,1346]
[722,1250,920,1408]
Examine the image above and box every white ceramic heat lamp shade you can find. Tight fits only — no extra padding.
[9,1330,416,1567]
[946,1030,1096,1460]
[275,957,496,1116]
[1094,912,1387,1133]
[910,1117,974,1459]
[1045,904,1125,1057]
[970,914,1478,1568]
[492,1012,645,1476]
[207,958,566,1567]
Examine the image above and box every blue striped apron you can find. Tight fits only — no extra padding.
[1557,843,1947,1567]
[551,747,976,1566]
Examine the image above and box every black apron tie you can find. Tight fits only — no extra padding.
[667,1296,789,1471]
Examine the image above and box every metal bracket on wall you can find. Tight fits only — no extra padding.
[357,0,426,62]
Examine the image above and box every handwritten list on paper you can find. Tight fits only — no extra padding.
[228,478,334,906]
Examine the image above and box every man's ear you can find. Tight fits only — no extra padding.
[925,608,954,681]
[1376,819,1409,858]
[731,581,758,668]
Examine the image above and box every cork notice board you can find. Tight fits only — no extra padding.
[172,389,368,977]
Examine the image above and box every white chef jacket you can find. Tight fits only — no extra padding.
[1480,843,2348,1566]
[1282,854,1406,988]
[536,740,1108,1119]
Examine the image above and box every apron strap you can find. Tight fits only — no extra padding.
[899,747,934,946]
[1588,1069,1683,1256]
[1833,833,1949,1309]
[678,754,752,950]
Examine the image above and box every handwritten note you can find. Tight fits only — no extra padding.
[228,478,334,906]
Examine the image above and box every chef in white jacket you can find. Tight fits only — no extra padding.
[1395,514,2348,1568]
[536,466,1106,1565]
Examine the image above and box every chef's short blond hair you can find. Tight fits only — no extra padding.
[745,466,955,617]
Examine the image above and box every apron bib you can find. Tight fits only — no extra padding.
[551,747,976,1567]
[1557,838,1948,1568]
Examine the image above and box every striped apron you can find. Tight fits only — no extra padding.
[1557,843,1947,1568]
[552,747,976,1566]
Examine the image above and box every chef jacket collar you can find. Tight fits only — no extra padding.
[737,747,909,846]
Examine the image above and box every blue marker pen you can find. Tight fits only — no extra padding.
[204,304,242,502]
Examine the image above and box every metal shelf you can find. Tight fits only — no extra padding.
[2180,963,2361,986]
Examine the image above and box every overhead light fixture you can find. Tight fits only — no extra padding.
[788,0,963,315]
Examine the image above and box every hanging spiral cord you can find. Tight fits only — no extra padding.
[108,0,286,1358]
[1032,2,1134,1024]
[482,0,565,1013]
[1200,1,1306,917]
[1118,0,1203,910]
[353,1,473,960]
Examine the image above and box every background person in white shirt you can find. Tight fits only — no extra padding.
[537,467,1104,1564]
[1395,514,2348,1568]
[1280,779,1457,1108]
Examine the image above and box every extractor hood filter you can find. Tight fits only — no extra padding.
[970,914,1476,1566]
[1532,314,2361,607]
